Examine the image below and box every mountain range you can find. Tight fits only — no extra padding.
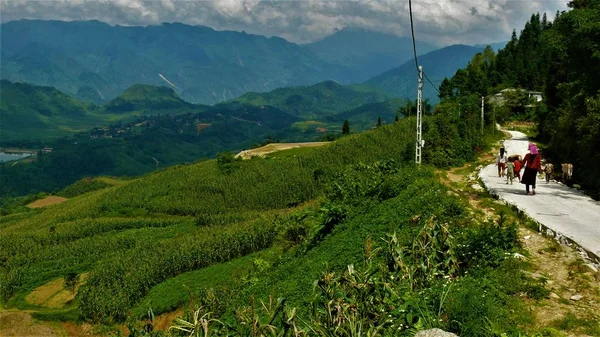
[1,20,492,106]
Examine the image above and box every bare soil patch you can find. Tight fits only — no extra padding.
[27,196,68,209]
[520,227,600,336]
[0,310,63,336]
[235,142,329,160]
[153,308,184,331]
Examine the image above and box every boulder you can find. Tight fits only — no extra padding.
[415,329,459,337]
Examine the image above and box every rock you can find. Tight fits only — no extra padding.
[512,252,526,260]
[585,263,599,273]
[573,184,581,190]
[415,328,459,337]
[549,292,560,299]
[523,235,531,240]
[471,184,483,191]
[570,294,583,301]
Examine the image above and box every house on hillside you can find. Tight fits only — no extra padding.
[528,91,543,102]
[491,88,542,107]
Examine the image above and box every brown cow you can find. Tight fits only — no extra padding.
[561,163,573,181]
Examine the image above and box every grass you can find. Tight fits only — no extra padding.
[552,312,600,336]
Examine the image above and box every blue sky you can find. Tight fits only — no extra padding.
[0,0,569,46]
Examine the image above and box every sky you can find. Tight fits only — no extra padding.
[0,0,570,46]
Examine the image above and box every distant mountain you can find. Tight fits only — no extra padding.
[365,44,483,102]
[0,20,353,105]
[0,80,97,140]
[229,81,390,119]
[103,84,194,113]
[304,28,437,82]
[473,41,508,52]
[325,99,405,130]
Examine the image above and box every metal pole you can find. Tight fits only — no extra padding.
[416,66,423,165]
[481,96,484,134]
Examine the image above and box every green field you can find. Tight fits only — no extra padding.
[0,110,554,336]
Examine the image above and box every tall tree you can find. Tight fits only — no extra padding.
[342,119,350,135]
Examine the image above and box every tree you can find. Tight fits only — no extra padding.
[376,116,382,127]
[64,272,79,294]
[438,78,453,99]
[342,120,350,135]
[394,110,400,122]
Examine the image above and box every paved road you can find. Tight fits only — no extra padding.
[479,130,600,261]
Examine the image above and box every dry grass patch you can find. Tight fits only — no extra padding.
[27,196,68,209]
[235,142,329,159]
[25,274,88,309]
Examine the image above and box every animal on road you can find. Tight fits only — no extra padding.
[544,162,554,183]
[561,163,574,182]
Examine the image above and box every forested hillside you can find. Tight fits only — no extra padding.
[439,0,600,198]
[230,81,390,119]
[0,80,97,139]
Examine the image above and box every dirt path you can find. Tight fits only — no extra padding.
[235,142,329,159]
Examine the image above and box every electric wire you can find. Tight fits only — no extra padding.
[408,0,441,94]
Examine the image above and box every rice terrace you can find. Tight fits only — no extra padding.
[1,0,599,336]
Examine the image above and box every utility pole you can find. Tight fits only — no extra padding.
[481,96,484,134]
[415,66,423,165]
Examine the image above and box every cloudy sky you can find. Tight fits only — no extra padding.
[0,0,569,46]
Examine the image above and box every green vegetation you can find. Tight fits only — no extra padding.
[0,81,200,141]
[440,0,600,198]
[230,80,389,119]
[102,84,193,113]
[0,99,547,337]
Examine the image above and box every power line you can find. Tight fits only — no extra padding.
[408,0,440,95]
[423,71,440,94]
[408,0,419,73]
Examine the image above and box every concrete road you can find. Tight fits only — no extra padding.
[479,130,600,260]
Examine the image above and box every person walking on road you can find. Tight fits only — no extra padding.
[521,143,543,195]
[513,156,522,182]
[496,147,508,177]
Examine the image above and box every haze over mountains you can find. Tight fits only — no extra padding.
[1,19,501,106]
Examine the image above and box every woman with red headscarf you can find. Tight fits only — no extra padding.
[521,143,543,195]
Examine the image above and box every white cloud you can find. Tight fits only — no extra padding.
[0,0,569,45]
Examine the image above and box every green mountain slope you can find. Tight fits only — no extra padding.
[304,27,437,82]
[0,20,353,105]
[325,98,405,129]
[0,81,203,141]
[365,44,483,102]
[0,80,97,140]
[103,84,194,113]
[230,81,390,119]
